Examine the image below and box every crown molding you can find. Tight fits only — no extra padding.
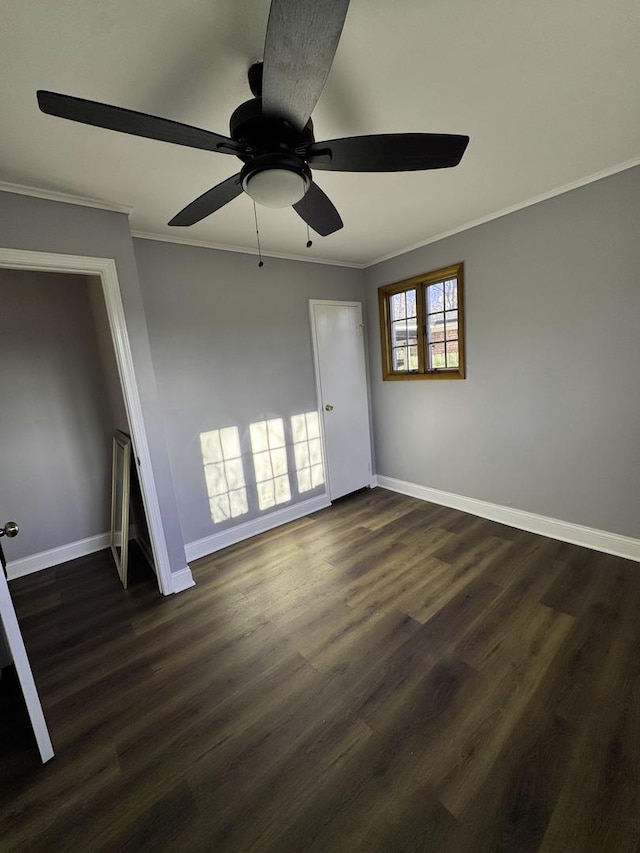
[130,230,364,268]
[5,155,638,271]
[0,180,133,214]
[365,156,640,269]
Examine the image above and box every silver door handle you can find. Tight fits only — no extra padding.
[0,521,19,538]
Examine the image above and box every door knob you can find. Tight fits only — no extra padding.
[0,521,19,538]
[325,404,334,412]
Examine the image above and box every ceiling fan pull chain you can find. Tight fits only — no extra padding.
[253,201,264,268]
[306,223,313,249]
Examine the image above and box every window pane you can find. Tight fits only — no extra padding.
[446,346,459,368]
[408,345,419,371]
[428,342,446,370]
[427,312,445,344]
[427,282,444,312]
[393,346,408,371]
[445,310,458,340]
[405,288,417,318]
[391,291,407,320]
[391,319,408,349]
[406,318,418,348]
[444,278,458,309]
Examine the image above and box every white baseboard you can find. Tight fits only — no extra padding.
[376,475,640,563]
[6,532,111,580]
[185,495,331,563]
[170,566,196,594]
[6,531,196,594]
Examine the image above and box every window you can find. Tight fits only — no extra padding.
[378,262,465,380]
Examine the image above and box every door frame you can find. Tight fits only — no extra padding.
[309,299,374,501]
[0,247,173,595]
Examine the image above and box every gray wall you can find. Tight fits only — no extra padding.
[0,191,187,575]
[133,238,365,545]
[364,166,640,539]
[0,270,116,560]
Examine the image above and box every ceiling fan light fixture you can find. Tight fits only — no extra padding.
[240,154,311,209]
[244,168,308,208]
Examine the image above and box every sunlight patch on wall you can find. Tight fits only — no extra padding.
[200,427,249,524]
[249,418,291,511]
[291,412,324,493]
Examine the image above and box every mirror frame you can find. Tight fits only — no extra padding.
[110,430,131,589]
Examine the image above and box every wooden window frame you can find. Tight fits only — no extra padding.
[378,262,465,381]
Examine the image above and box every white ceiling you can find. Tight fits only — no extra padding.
[2,0,639,267]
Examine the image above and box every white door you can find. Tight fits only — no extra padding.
[310,300,372,500]
[0,520,54,763]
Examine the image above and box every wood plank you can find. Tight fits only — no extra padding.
[3,487,640,851]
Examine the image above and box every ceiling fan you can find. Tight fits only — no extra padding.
[37,0,469,237]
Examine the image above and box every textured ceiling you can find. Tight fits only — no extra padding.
[1,0,639,266]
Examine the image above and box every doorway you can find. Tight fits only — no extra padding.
[0,248,173,595]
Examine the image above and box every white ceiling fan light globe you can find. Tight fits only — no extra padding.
[244,168,310,208]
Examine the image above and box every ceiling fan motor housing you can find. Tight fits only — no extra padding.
[230,96,314,205]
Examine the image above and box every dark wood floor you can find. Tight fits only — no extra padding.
[2,488,640,852]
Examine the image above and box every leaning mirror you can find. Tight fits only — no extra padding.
[110,430,131,589]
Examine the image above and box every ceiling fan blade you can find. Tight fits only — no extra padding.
[262,0,350,130]
[307,133,470,172]
[37,91,248,156]
[293,181,343,236]
[169,174,243,226]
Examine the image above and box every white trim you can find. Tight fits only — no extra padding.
[171,566,196,593]
[0,180,132,214]
[131,230,363,268]
[365,157,640,268]
[376,475,640,563]
[4,158,638,272]
[185,495,330,562]
[6,533,111,580]
[0,248,176,595]
[0,568,54,762]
